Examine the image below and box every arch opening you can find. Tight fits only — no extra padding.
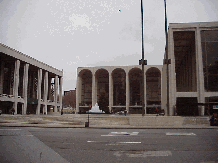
[112,69,126,109]
[129,68,143,114]
[78,70,92,113]
[95,69,109,113]
[146,67,161,114]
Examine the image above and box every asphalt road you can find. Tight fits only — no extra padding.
[0,127,218,163]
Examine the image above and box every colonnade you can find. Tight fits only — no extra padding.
[0,57,63,115]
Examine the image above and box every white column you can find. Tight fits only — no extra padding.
[111,75,113,107]
[168,28,176,116]
[43,72,48,114]
[126,72,129,112]
[59,76,63,109]
[13,60,20,114]
[161,67,164,111]
[36,69,42,115]
[109,73,112,112]
[144,73,147,114]
[196,27,205,115]
[48,77,51,101]
[54,75,58,112]
[22,63,29,115]
[92,74,96,107]
[95,75,98,104]
[0,61,4,94]
[76,75,80,113]
[32,73,36,98]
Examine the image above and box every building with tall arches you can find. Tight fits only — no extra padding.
[76,65,162,114]
[77,22,218,116]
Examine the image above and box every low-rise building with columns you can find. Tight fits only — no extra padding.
[76,65,162,114]
[0,43,63,115]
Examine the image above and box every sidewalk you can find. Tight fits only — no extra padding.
[0,114,217,129]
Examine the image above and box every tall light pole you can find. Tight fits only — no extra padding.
[164,0,170,116]
[139,0,146,116]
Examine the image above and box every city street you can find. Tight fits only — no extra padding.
[0,127,217,163]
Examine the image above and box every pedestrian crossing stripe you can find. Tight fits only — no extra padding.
[114,151,172,157]
[166,132,196,136]
[101,132,139,136]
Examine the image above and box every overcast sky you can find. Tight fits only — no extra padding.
[0,0,217,91]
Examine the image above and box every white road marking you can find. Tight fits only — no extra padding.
[130,132,139,135]
[87,141,97,143]
[0,129,21,130]
[128,151,172,157]
[114,151,172,157]
[166,132,196,136]
[118,142,141,144]
[0,134,33,136]
[87,141,141,145]
[101,132,139,136]
[29,127,44,129]
[114,151,122,157]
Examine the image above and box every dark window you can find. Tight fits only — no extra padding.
[201,30,218,91]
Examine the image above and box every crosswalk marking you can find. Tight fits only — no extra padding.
[114,151,172,157]
[118,142,141,144]
[87,141,141,145]
[166,132,196,136]
[101,132,139,136]
[0,129,21,130]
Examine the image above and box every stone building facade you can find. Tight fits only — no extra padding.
[76,65,162,114]
[77,22,218,116]
[162,21,218,116]
[0,43,63,115]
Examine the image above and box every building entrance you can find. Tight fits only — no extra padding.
[176,97,198,116]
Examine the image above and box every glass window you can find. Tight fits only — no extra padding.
[201,30,218,91]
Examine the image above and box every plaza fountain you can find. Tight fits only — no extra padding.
[87,103,105,113]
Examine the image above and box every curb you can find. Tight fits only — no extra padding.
[0,124,217,129]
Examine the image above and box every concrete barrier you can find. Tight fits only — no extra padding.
[0,114,211,128]
[183,117,209,125]
[129,116,210,127]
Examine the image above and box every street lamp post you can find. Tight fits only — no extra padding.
[139,0,146,116]
[164,0,170,116]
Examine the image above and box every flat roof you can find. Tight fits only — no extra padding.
[0,42,63,76]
